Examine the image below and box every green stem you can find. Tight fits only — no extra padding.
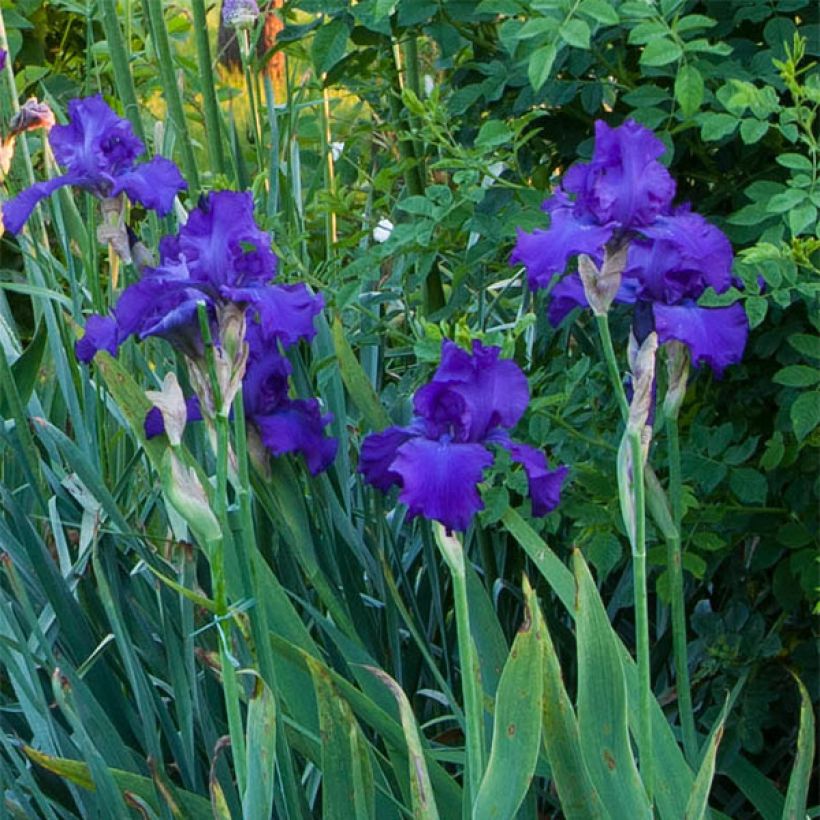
[143,0,200,194]
[665,412,698,765]
[595,314,629,421]
[628,429,652,805]
[433,525,485,808]
[190,0,225,176]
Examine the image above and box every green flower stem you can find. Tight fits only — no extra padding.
[627,428,653,805]
[433,524,485,808]
[665,411,698,764]
[195,303,247,792]
[595,314,629,420]
[190,0,225,176]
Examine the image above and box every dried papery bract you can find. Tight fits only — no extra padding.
[9,98,56,135]
[97,195,131,266]
[578,243,629,316]
[627,331,658,457]
[145,372,188,448]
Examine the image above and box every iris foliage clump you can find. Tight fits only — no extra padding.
[0,1,817,818]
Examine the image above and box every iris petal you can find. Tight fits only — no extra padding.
[504,440,569,516]
[392,437,494,531]
[110,157,187,216]
[564,119,676,228]
[653,301,748,375]
[511,205,613,290]
[250,283,324,346]
[255,399,337,475]
[430,340,530,439]
[359,426,415,491]
[75,314,120,363]
[2,173,82,234]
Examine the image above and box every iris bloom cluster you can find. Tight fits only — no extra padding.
[2,95,186,234]
[77,189,336,474]
[360,340,567,531]
[512,120,748,375]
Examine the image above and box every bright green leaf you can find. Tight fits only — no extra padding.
[528,43,558,91]
[559,18,591,49]
[640,38,683,66]
[791,392,820,441]
[674,64,704,118]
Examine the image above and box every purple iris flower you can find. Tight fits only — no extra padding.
[75,190,324,362]
[511,120,675,290]
[145,321,337,474]
[2,95,186,234]
[360,340,568,531]
[513,120,748,375]
[0,50,6,71]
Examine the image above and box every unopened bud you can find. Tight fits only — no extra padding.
[662,341,689,419]
[217,303,247,364]
[222,0,259,28]
[145,372,187,447]
[578,243,628,316]
[627,331,658,437]
[161,450,221,547]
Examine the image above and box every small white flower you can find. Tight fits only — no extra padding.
[330,141,344,161]
[373,218,394,243]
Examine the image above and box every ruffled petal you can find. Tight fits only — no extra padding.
[2,173,81,234]
[249,283,324,346]
[391,437,494,531]
[413,381,470,440]
[110,156,187,216]
[254,399,337,475]
[511,205,613,290]
[630,210,734,300]
[50,95,144,179]
[427,340,530,439]
[504,440,568,517]
[359,426,415,491]
[653,301,748,376]
[242,338,292,418]
[75,314,120,363]
[564,119,676,229]
[170,190,277,291]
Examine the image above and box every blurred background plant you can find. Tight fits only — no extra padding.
[0,0,816,817]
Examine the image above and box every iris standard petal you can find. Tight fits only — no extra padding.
[172,190,277,291]
[255,399,337,475]
[653,301,748,375]
[75,314,120,363]
[50,96,145,180]
[564,119,676,229]
[430,340,531,439]
[359,426,415,491]
[392,437,494,531]
[110,156,187,216]
[511,206,613,290]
